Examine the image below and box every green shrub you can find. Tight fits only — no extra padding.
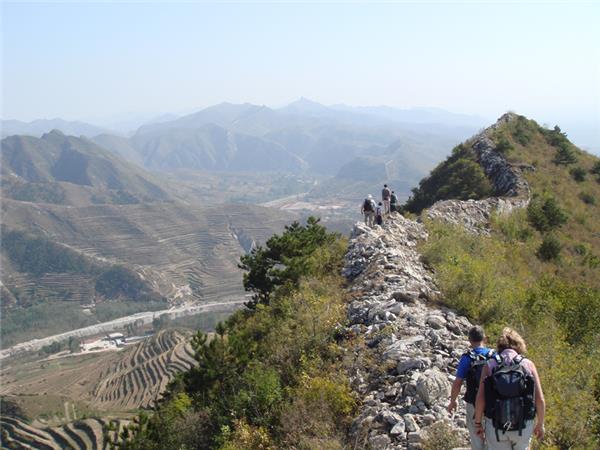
[495,136,514,154]
[403,144,493,213]
[512,120,533,145]
[543,125,569,146]
[39,341,63,355]
[239,217,342,308]
[591,161,600,176]
[543,124,579,167]
[579,191,596,205]
[219,420,274,450]
[554,142,577,165]
[570,166,587,182]
[232,364,283,427]
[537,234,562,261]
[527,196,568,232]
[584,253,600,269]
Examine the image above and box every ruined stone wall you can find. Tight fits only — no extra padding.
[344,219,472,449]
[344,115,530,449]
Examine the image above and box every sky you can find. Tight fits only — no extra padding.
[2,1,600,148]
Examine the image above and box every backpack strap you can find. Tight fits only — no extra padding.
[513,354,524,364]
[486,350,495,359]
[491,353,503,373]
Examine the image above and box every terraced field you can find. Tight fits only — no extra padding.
[1,199,295,305]
[91,330,196,410]
[0,415,130,450]
[1,330,198,448]
[4,273,96,304]
[1,330,196,411]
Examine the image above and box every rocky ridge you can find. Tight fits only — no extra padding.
[343,114,530,448]
[426,113,531,234]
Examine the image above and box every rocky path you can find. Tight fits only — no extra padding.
[344,217,472,449]
[342,114,531,449]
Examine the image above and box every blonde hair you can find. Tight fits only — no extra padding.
[497,327,527,354]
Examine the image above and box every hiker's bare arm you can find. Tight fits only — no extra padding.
[531,363,546,439]
[474,365,488,437]
[447,377,463,412]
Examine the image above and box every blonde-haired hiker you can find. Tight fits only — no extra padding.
[474,327,546,449]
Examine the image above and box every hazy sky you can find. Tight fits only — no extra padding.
[2,1,599,146]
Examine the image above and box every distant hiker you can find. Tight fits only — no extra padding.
[448,326,494,450]
[361,194,376,227]
[381,184,391,214]
[390,190,398,213]
[475,327,546,449]
[375,202,384,226]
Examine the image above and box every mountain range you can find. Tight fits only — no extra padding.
[3,100,483,181]
[1,118,108,139]
[116,100,482,176]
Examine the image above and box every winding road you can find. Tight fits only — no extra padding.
[0,299,246,361]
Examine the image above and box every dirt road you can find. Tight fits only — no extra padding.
[0,299,245,360]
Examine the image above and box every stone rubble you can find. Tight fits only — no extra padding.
[344,114,530,449]
[344,217,472,449]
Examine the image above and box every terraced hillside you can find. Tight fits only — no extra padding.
[91,330,196,410]
[1,330,198,449]
[1,197,296,345]
[1,330,196,411]
[2,199,293,303]
[0,415,130,450]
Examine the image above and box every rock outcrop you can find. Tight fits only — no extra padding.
[425,113,531,235]
[344,114,529,449]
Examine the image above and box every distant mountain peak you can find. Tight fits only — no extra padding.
[294,96,322,105]
[281,97,329,114]
[43,129,66,138]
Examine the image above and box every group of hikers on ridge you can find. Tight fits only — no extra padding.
[360,184,398,227]
[448,326,546,449]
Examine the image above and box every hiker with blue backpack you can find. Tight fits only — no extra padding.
[448,326,494,450]
[474,327,546,449]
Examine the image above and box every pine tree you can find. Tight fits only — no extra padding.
[554,142,577,165]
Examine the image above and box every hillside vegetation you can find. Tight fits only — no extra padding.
[419,115,600,447]
[111,218,356,449]
[0,228,166,346]
[403,142,493,213]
